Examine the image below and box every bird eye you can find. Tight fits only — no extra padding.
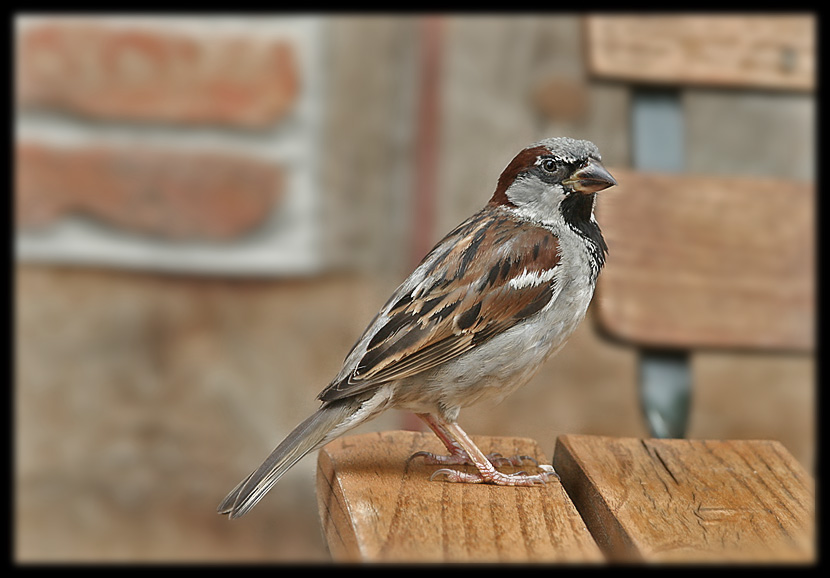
[541,159,557,173]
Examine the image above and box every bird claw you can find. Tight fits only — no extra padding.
[430,468,458,482]
[537,463,560,480]
[411,450,438,461]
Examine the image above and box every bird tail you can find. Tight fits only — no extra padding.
[217,397,363,519]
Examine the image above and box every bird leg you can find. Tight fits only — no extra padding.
[411,413,555,485]
[410,412,472,464]
[412,413,536,467]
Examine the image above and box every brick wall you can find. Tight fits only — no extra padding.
[17,21,299,126]
[15,16,323,274]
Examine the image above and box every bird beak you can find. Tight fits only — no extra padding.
[563,158,617,194]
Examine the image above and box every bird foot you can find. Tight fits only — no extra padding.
[411,449,538,468]
[430,463,559,486]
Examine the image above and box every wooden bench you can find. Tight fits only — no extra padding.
[581,15,815,440]
[316,431,814,563]
[592,167,814,439]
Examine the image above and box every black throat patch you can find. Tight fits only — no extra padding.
[560,192,608,273]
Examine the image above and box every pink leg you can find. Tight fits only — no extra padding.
[411,413,557,485]
[412,413,536,467]
[411,413,473,464]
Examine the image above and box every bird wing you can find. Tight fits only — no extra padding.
[318,207,560,402]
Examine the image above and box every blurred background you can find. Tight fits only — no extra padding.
[14,14,814,562]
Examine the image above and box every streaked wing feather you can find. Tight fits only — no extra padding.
[318,208,560,402]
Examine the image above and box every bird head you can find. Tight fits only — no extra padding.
[488,137,617,229]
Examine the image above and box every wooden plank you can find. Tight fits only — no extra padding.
[585,15,815,92]
[594,168,814,352]
[553,435,815,563]
[316,431,603,563]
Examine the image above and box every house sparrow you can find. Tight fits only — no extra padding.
[218,137,616,518]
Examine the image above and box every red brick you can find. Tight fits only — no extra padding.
[16,23,300,127]
[16,143,284,240]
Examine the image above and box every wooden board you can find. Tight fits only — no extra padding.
[316,431,603,563]
[594,168,814,352]
[553,435,815,562]
[585,15,815,92]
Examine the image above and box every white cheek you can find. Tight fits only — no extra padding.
[504,182,568,230]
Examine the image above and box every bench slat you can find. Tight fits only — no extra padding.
[316,431,603,562]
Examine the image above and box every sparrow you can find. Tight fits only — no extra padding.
[218,137,616,519]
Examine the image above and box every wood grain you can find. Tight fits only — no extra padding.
[585,15,815,92]
[316,431,603,563]
[553,435,815,562]
[594,168,814,352]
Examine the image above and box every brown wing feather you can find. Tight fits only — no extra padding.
[318,209,560,402]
